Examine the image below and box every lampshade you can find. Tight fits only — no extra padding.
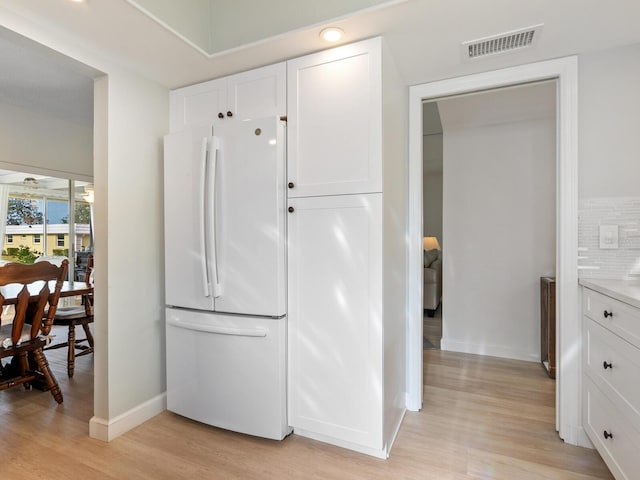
[423,236,440,251]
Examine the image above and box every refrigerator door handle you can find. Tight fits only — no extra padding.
[208,136,222,298]
[199,137,212,298]
[166,317,267,337]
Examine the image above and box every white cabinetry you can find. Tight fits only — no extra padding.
[287,194,382,449]
[170,62,285,131]
[582,286,640,479]
[287,39,382,197]
[286,37,407,458]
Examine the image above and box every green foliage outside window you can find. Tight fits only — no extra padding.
[12,245,42,264]
[61,203,91,224]
[6,198,43,225]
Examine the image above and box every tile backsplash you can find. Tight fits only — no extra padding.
[578,196,640,279]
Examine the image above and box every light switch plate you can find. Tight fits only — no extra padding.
[599,225,619,249]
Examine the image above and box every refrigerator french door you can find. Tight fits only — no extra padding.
[163,117,290,440]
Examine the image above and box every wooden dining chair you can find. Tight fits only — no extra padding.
[0,260,68,404]
[42,254,94,378]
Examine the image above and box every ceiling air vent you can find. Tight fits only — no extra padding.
[462,24,543,61]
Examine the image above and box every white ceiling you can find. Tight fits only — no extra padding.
[1,0,640,124]
[0,168,91,200]
[127,0,402,55]
[0,25,97,125]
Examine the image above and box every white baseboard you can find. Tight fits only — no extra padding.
[440,338,538,362]
[385,407,406,457]
[405,389,421,412]
[293,428,388,459]
[560,421,592,448]
[90,392,166,442]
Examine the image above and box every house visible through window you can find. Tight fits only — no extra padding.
[1,170,93,270]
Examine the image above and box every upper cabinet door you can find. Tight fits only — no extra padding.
[226,62,286,122]
[170,77,227,132]
[287,38,382,198]
[170,63,286,132]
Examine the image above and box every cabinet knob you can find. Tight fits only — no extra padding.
[218,112,224,119]
[226,111,233,117]
[603,361,613,370]
[288,182,295,189]
[603,430,614,440]
[603,310,613,318]
[288,206,295,213]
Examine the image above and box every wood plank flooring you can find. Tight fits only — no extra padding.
[424,306,443,349]
[0,327,613,479]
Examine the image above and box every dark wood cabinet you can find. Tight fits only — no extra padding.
[540,276,556,378]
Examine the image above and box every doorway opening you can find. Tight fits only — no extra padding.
[421,80,557,359]
[408,57,584,447]
[0,24,98,425]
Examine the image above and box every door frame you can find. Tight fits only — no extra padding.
[406,56,587,446]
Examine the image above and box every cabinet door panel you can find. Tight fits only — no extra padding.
[287,38,382,197]
[227,62,286,121]
[584,377,640,480]
[170,63,285,132]
[170,78,226,131]
[287,193,382,448]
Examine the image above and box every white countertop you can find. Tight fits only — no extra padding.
[579,278,640,309]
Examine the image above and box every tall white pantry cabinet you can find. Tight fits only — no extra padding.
[166,37,408,459]
[286,37,407,458]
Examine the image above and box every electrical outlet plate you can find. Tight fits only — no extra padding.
[599,225,619,249]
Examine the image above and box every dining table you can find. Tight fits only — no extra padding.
[0,280,93,335]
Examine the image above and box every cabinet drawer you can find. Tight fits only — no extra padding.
[583,288,640,349]
[584,377,640,480]
[584,317,640,432]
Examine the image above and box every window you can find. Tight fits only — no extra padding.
[2,171,93,268]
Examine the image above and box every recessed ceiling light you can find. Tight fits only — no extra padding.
[68,0,86,3]
[320,27,344,43]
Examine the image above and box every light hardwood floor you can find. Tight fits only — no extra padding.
[0,327,612,479]
[424,306,443,349]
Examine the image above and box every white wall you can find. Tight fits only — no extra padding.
[422,102,443,246]
[0,9,169,440]
[381,39,408,449]
[100,70,168,423]
[577,42,640,280]
[0,101,93,180]
[579,42,640,199]
[423,133,442,245]
[439,81,556,361]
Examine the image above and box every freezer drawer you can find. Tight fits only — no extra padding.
[166,308,290,440]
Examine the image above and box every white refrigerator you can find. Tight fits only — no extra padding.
[163,117,290,440]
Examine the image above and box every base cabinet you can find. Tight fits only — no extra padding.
[582,286,640,479]
[287,194,383,452]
